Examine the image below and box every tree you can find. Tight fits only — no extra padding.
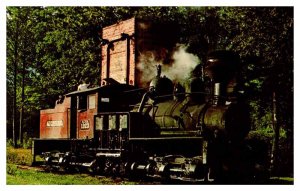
[217,7,293,175]
[7,7,43,146]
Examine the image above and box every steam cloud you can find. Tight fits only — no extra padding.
[162,45,200,83]
[137,51,161,86]
[137,44,200,86]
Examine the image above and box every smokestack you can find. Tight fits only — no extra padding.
[156,64,162,78]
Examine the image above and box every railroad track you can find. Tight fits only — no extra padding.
[16,164,45,172]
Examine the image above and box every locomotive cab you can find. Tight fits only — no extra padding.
[32,82,143,165]
[66,86,101,139]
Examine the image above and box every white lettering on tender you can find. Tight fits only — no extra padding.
[46,120,63,127]
[81,120,90,129]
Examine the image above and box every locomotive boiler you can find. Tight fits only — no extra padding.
[120,50,256,182]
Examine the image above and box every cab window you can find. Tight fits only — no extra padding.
[78,95,87,110]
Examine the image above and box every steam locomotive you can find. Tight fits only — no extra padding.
[32,18,269,183]
[32,50,268,183]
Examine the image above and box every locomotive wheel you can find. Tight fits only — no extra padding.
[59,155,74,173]
[95,157,106,175]
[44,159,56,172]
[118,161,127,177]
[161,163,171,182]
[88,159,100,175]
[124,162,132,177]
[145,161,158,177]
[103,159,113,175]
[43,150,61,172]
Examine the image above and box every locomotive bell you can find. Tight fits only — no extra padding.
[184,77,205,104]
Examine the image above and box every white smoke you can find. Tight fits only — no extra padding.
[137,44,200,86]
[162,45,199,83]
[137,51,163,85]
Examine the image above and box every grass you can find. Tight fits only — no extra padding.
[7,164,136,185]
[269,177,294,184]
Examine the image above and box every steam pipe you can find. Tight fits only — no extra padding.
[138,92,150,113]
[106,43,111,79]
[126,36,130,84]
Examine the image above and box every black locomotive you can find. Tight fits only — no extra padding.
[32,50,269,184]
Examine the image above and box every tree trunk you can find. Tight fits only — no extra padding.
[19,41,27,145]
[271,91,279,176]
[13,50,17,147]
[12,17,19,148]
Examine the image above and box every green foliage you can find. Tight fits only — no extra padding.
[6,139,15,147]
[7,164,18,176]
[21,132,33,149]
[7,146,32,165]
